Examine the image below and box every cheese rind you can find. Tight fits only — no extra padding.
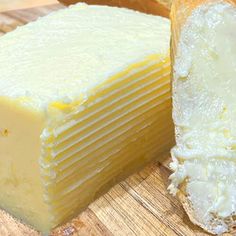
[0,4,173,233]
[0,3,170,109]
[58,0,172,18]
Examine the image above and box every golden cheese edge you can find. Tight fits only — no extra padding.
[171,0,236,234]
[58,0,172,17]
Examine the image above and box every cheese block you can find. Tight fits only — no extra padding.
[169,0,236,234]
[0,3,172,234]
[58,0,172,17]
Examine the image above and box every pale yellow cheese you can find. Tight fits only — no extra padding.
[0,3,173,233]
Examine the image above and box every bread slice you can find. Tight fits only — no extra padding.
[58,0,172,17]
[170,0,236,234]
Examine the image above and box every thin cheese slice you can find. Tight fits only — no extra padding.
[0,3,173,233]
[170,0,236,234]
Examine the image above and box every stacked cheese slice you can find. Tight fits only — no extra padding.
[170,0,236,234]
[0,3,173,233]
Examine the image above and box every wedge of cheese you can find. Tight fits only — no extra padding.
[58,0,172,17]
[0,3,173,233]
[170,0,236,234]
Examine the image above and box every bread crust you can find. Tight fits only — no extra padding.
[58,0,171,17]
[171,0,236,234]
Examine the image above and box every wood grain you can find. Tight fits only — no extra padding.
[0,0,57,12]
[0,4,210,236]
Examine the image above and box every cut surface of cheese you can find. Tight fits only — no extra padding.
[170,0,236,234]
[58,0,172,17]
[0,3,173,233]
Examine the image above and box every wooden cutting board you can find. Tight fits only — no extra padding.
[0,0,57,12]
[0,4,212,236]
